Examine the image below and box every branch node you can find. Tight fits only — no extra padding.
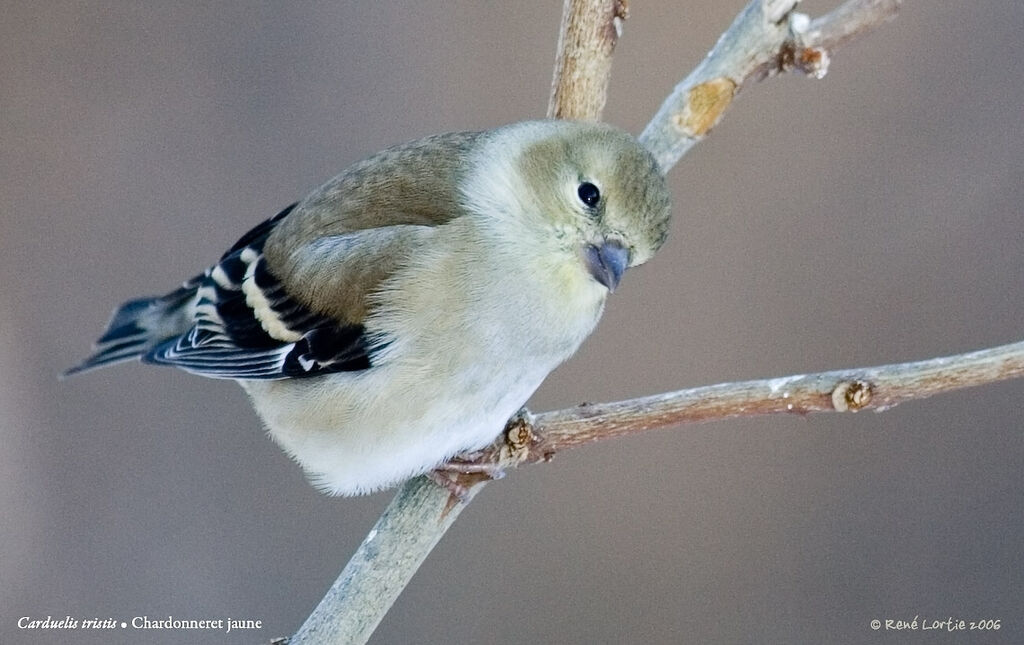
[802,47,831,79]
[502,408,539,463]
[831,379,873,412]
[787,12,831,78]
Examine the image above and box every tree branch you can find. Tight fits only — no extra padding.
[640,0,901,171]
[285,1,907,642]
[287,478,484,644]
[548,0,629,121]
[454,340,1024,472]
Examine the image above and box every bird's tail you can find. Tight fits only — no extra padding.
[63,279,200,377]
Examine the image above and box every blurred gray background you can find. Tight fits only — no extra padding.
[3,1,1023,643]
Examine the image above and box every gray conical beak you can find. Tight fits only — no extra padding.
[584,240,629,292]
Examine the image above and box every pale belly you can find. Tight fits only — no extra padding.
[241,342,569,495]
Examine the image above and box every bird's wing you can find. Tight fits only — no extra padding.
[259,129,483,323]
[145,212,437,380]
[148,130,485,380]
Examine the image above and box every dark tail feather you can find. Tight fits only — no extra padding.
[63,281,200,378]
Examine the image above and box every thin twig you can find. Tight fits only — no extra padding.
[804,0,901,52]
[640,0,901,171]
[455,340,1024,472]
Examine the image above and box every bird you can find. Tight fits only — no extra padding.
[65,120,672,496]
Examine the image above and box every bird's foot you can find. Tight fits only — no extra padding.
[428,459,506,502]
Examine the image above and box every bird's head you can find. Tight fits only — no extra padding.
[463,120,672,294]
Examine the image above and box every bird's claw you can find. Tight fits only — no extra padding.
[428,461,507,502]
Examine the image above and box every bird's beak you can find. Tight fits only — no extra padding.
[583,240,629,292]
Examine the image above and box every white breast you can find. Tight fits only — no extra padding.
[242,220,606,495]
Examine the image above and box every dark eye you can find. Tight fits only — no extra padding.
[577,182,601,208]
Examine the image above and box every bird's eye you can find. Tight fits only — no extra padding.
[577,182,601,208]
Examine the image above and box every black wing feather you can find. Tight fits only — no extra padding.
[68,203,375,380]
[145,217,373,379]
